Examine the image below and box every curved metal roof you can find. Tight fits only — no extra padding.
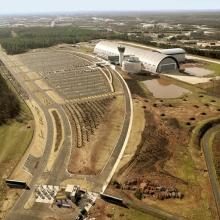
[157,48,186,55]
[94,41,177,73]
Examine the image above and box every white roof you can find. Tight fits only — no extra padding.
[157,48,186,55]
[94,41,176,73]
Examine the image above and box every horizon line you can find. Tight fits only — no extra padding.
[1,9,220,16]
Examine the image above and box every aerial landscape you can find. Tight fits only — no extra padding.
[0,0,220,220]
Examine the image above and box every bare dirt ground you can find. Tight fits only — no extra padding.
[68,95,125,175]
[111,71,220,220]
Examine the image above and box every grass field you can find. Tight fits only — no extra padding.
[212,131,220,183]
[0,102,33,203]
[115,71,220,219]
[0,119,33,163]
[104,204,161,220]
[204,62,220,76]
[90,200,161,220]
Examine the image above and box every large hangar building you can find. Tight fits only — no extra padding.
[156,48,186,63]
[94,41,179,74]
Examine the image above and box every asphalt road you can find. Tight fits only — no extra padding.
[94,65,133,193]
[0,52,72,220]
[201,124,220,217]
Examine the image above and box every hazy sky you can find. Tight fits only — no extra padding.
[0,0,220,14]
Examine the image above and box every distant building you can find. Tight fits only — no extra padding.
[197,41,220,49]
[94,41,179,74]
[142,23,155,29]
[186,30,204,39]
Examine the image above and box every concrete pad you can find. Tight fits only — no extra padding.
[164,74,212,84]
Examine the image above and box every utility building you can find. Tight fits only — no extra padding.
[122,56,142,74]
[94,41,179,74]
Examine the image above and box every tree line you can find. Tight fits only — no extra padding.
[0,26,219,59]
[0,61,20,124]
[0,27,107,54]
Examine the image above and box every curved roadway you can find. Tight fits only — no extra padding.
[1,48,133,219]
[201,124,220,216]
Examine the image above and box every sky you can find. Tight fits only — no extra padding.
[0,0,220,15]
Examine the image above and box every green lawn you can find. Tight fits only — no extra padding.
[104,203,161,220]
[0,103,33,203]
[211,130,220,183]
[204,62,220,76]
[0,119,33,163]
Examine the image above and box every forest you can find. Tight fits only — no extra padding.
[0,26,219,59]
[0,61,20,124]
[0,27,122,54]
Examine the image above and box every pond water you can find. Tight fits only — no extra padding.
[185,67,214,77]
[143,79,191,98]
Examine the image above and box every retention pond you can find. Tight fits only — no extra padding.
[143,79,191,98]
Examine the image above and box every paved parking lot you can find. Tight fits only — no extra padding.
[16,50,112,100]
